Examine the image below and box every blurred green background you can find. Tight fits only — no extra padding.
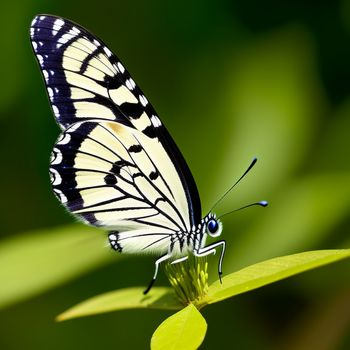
[1,0,350,349]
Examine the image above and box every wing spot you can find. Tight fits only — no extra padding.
[104,174,118,185]
[56,33,72,49]
[47,87,54,101]
[50,168,62,185]
[32,42,38,51]
[103,46,113,57]
[52,18,65,36]
[72,26,81,34]
[128,145,142,153]
[149,171,159,180]
[56,133,71,145]
[142,125,157,138]
[55,18,65,26]
[68,122,84,133]
[139,95,148,107]
[42,70,49,82]
[52,105,60,117]
[69,29,78,37]
[53,188,68,203]
[111,160,128,175]
[50,148,63,165]
[37,55,44,65]
[151,115,162,128]
[125,78,136,90]
[31,17,38,26]
[117,62,125,74]
[109,231,122,252]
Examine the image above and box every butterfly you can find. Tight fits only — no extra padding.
[30,15,266,294]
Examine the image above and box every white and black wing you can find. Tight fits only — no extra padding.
[30,15,201,254]
[51,120,193,254]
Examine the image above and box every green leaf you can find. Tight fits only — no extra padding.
[151,304,207,350]
[207,249,350,304]
[0,224,114,309]
[57,287,181,321]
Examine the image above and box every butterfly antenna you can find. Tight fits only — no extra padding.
[218,201,268,220]
[210,157,258,212]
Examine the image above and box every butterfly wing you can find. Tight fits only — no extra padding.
[51,119,190,253]
[30,15,201,230]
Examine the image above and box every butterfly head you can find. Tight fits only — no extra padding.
[204,213,222,238]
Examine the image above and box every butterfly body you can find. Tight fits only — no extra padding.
[30,15,225,293]
[108,212,220,256]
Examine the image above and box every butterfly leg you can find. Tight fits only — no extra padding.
[194,240,226,283]
[170,256,189,265]
[144,253,172,294]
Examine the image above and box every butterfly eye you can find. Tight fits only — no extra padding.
[207,219,219,236]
